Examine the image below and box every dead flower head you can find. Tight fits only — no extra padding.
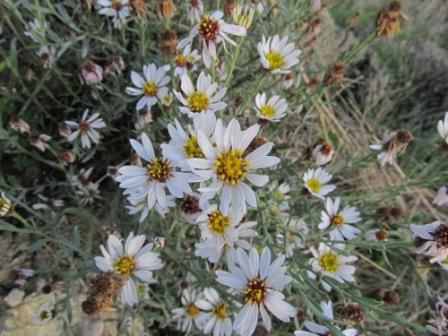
[377,0,409,38]
[324,61,346,86]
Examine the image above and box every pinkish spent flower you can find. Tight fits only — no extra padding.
[82,60,103,85]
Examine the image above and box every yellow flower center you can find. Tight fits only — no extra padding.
[259,105,277,118]
[331,213,345,227]
[187,91,210,112]
[306,177,322,193]
[185,303,200,317]
[143,81,158,97]
[184,136,205,158]
[265,51,286,70]
[214,303,228,320]
[208,210,231,236]
[176,54,188,67]
[319,252,340,273]
[114,256,136,277]
[146,157,172,182]
[244,277,267,304]
[215,149,248,185]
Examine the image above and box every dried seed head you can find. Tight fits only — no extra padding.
[383,290,400,305]
[337,303,364,323]
[180,194,201,214]
[377,0,408,38]
[130,0,148,18]
[324,61,346,86]
[90,272,125,297]
[375,228,390,241]
[82,295,112,318]
[158,0,176,19]
[377,206,401,222]
[307,18,321,35]
[160,28,179,55]
[386,130,413,158]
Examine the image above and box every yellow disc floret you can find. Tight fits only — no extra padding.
[185,303,200,317]
[114,256,136,277]
[146,157,172,182]
[214,303,228,320]
[319,252,340,273]
[331,213,345,227]
[143,82,158,97]
[260,105,277,118]
[244,277,267,304]
[208,210,231,236]
[265,51,286,70]
[184,136,205,158]
[187,91,210,112]
[215,149,248,185]
[306,177,322,193]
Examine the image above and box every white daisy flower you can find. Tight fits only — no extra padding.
[257,35,301,74]
[96,0,130,28]
[174,72,227,117]
[174,44,200,78]
[254,92,288,122]
[0,193,12,217]
[32,303,53,325]
[303,168,336,199]
[312,142,334,166]
[437,112,448,144]
[216,247,296,336]
[410,221,448,264]
[126,63,171,111]
[276,218,309,257]
[309,244,357,292]
[66,109,106,149]
[162,112,217,171]
[94,232,163,307]
[188,118,280,215]
[294,301,358,336]
[319,197,361,241]
[178,11,246,68]
[172,288,205,333]
[187,0,203,24]
[434,186,448,206]
[116,133,194,212]
[196,287,233,336]
[126,192,175,222]
[195,205,257,263]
